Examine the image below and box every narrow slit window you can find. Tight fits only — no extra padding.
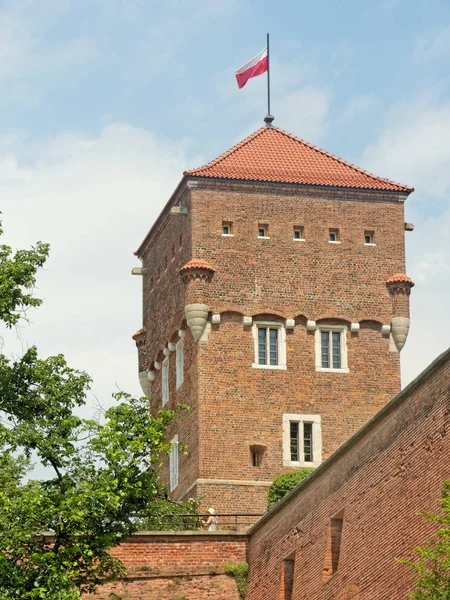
[169,434,179,492]
[323,516,344,581]
[176,339,184,389]
[162,357,169,406]
[251,451,259,467]
[280,558,295,600]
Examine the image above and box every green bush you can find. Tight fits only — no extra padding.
[224,562,249,598]
[267,469,314,509]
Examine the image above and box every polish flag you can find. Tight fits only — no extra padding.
[235,47,268,89]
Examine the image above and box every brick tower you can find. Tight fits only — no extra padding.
[132,124,414,514]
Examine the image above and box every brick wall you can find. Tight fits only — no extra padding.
[246,348,450,600]
[87,531,247,600]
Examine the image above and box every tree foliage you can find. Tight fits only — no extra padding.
[267,469,314,509]
[0,220,196,598]
[400,481,450,599]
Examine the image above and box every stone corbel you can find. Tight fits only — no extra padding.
[185,304,210,342]
[138,370,151,397]
[381,325,391,336]
[242,316,252,326]
[306,320,316,331]
[212,314,221,324]
[285,319,295,330]
[350,322,360,333]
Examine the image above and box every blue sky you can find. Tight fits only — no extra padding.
[1,0,449,412]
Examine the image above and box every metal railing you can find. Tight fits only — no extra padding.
[155,513,264,531]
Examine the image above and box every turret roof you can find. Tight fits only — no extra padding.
[185,126,413,193]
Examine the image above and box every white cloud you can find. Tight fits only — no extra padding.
[360,94,450,386]
[414,26,450,61]
[1,122,192,414]
[339,93,375,122]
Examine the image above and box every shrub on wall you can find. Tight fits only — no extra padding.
[224,562,249,598]
[267,469,314,509]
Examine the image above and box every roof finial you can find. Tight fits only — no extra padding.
[264,114,274,127]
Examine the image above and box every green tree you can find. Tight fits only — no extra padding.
[400,481,450,599]
[0,220,196,598]
[267,469,313,509]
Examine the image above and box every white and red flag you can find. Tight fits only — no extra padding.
[235,47,268,89]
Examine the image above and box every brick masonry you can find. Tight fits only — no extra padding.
[246,347,450,600]
[135,176,411,514]
[86,531,246,600]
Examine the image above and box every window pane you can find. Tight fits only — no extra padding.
[332,331,341,369]
[321,331,329,368]
[269,328,278,365]
[303,422,313,462]
[258,327,267,365]
[290,422,299,461]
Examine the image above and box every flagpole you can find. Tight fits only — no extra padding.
[264,32,274,126]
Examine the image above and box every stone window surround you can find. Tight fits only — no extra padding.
[252,321,287,370]
[282,413,322,468]
[315,325,349,373]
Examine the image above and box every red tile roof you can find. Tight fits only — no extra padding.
[386,273,415,286]
[179,259,215,273]
[132,327,146,340]
[185,126,413,193]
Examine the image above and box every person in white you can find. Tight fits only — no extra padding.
[202,507,218,531]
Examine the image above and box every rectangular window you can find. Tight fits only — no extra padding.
[329,228,340,243]
[169,434,179,492]
[176,339,184,389]
[222,221,232,236]
[253,322,286,369]
[283,414,322,467]
[316,326,348,372]
[323,515,344,582]
[162,357,169,406]
[293,226,304,240]
[258,224,268,238]
[280,558,295,600]
[252,451,259,467]
[364,230,374,245]
[258,327,279,366]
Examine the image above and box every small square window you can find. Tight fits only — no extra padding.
[364,231,374,245]
[329,229,340,243]
[222,222,232,236]
[258,224,268,238]
[293,226,304,241]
